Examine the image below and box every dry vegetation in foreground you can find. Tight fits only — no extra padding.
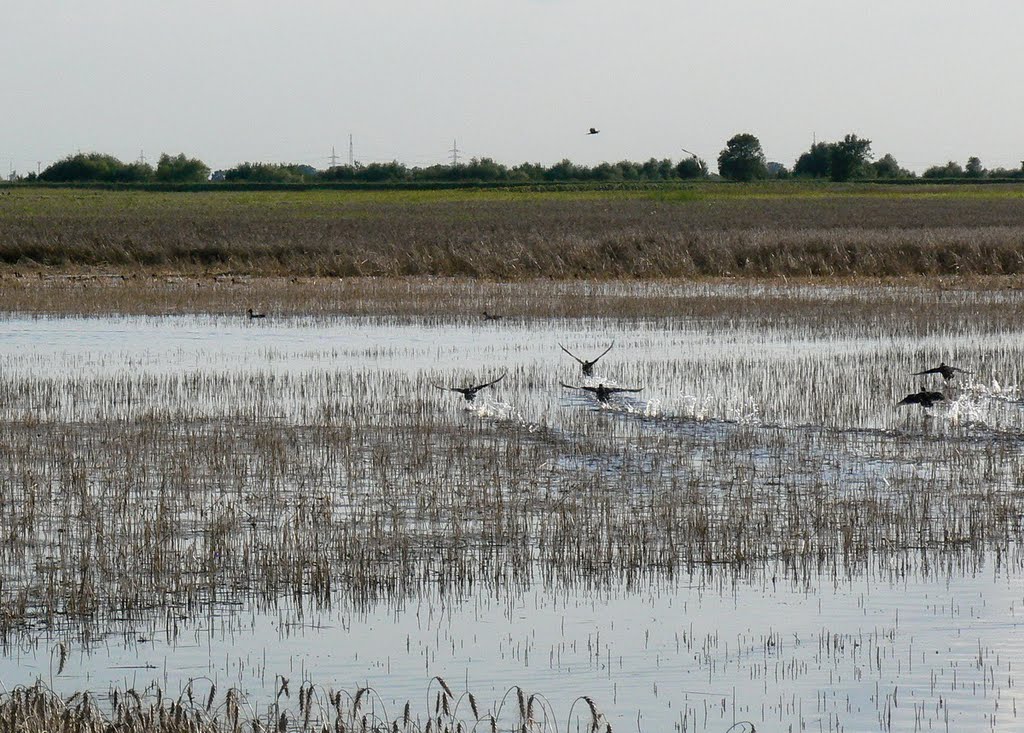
[1,186,1024,279]
[0,677,623,733]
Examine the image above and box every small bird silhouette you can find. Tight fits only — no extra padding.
[897,390,945,408]
[912,362,970,381]
[436,373,506,402]
[559,343,613,376]
[247,308,266,319]
[587,127,600,135]
[482,311,502,321]
[562,382,642,404]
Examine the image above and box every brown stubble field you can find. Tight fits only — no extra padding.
[0,184,1023,283]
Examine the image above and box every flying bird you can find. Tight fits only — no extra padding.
[561,382,642,404]
[482,311,502,321]
[897,390,945,409]
[587,127,600,135]
[436,373,506,403]
[247,308,266,319]
[559,343,613,376]
[912,362,970,381]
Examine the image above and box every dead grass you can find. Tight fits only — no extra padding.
[2,186,1024,279]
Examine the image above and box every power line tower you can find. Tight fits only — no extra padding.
[138,149,146,166]
[449,139,460,166]
[349,134,354,167]
[328,146,340,167]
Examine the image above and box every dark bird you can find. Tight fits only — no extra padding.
[436,373,506,402]
[247,308,266,319]
[562,381,642,404]
[559,343,613,376]
[587,127,600,135]
[912,362,970,381]
[897,391,945,408]
[482,311,502,321]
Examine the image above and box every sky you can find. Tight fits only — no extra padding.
[2,1,1023,175]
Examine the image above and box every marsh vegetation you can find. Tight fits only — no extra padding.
[2,185,1024,279]
[1,279,1022,731]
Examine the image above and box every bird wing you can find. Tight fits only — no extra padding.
[590,342,614,364]
[474,373,506,391]
[559,344,585,365]
[912,368,939,376]
[435,384,462,394]
[607,387,643,394]
[560,382,581,390]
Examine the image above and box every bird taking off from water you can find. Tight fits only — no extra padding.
[897,390,945,408]
[247,308,266,319]
[562,382,642,404]
[587,127,600,135]
[436,373,506,402]
[482,311,502,321]
[912,362,970,381]
[559,343,613,376]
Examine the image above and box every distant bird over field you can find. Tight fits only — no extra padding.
[897,390,945,408]
[587,127,600,135]
[436,373,506,403]
[247,308,266,319]
[562,382,642,404]
[913,362,970,381]
[559,343,613,376]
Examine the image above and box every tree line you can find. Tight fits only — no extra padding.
[14,138,1024,184]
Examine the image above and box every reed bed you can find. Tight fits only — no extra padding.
[2,273,1024,323]
[0,677,619,733]
[2,187,1024,279]
[1,283,1023,644]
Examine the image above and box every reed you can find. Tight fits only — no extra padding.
[1,186,1024,279]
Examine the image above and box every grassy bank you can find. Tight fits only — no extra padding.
[1,184,1023,279]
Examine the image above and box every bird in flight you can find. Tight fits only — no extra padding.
[559,343,613,376]
[436,373,506,402]
[562,382,642,404]
[482,311,502,321]
[247,308,266,319]
[587,127,600,135]
[897,390,945,409]
[912,362,970,381]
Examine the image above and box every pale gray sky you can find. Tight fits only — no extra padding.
[3,1,1022,175]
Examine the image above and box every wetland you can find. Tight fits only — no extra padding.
[1,277,1022,732]
[1,185,1023,731]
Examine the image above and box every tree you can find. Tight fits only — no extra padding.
[676,156,708,179]
[39,153,153,183]
[155,153,210,183]
[964,156,986,178]
[793,142,832,178]
[717,133,767,181]
[829,134,872,182]
[923,161,963,179]
[870,153,909,179]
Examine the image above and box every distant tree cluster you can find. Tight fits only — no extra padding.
[714,132,1024,182]
[32,153,210,184]
[29,152,712,185]
[921,156,1024,179]
[17,146,1024,185]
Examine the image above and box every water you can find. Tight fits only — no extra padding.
[1,312,1023,732]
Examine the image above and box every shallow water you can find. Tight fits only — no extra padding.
[1,311,1023,732]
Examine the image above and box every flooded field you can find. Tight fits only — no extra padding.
[1,281,1022,732]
